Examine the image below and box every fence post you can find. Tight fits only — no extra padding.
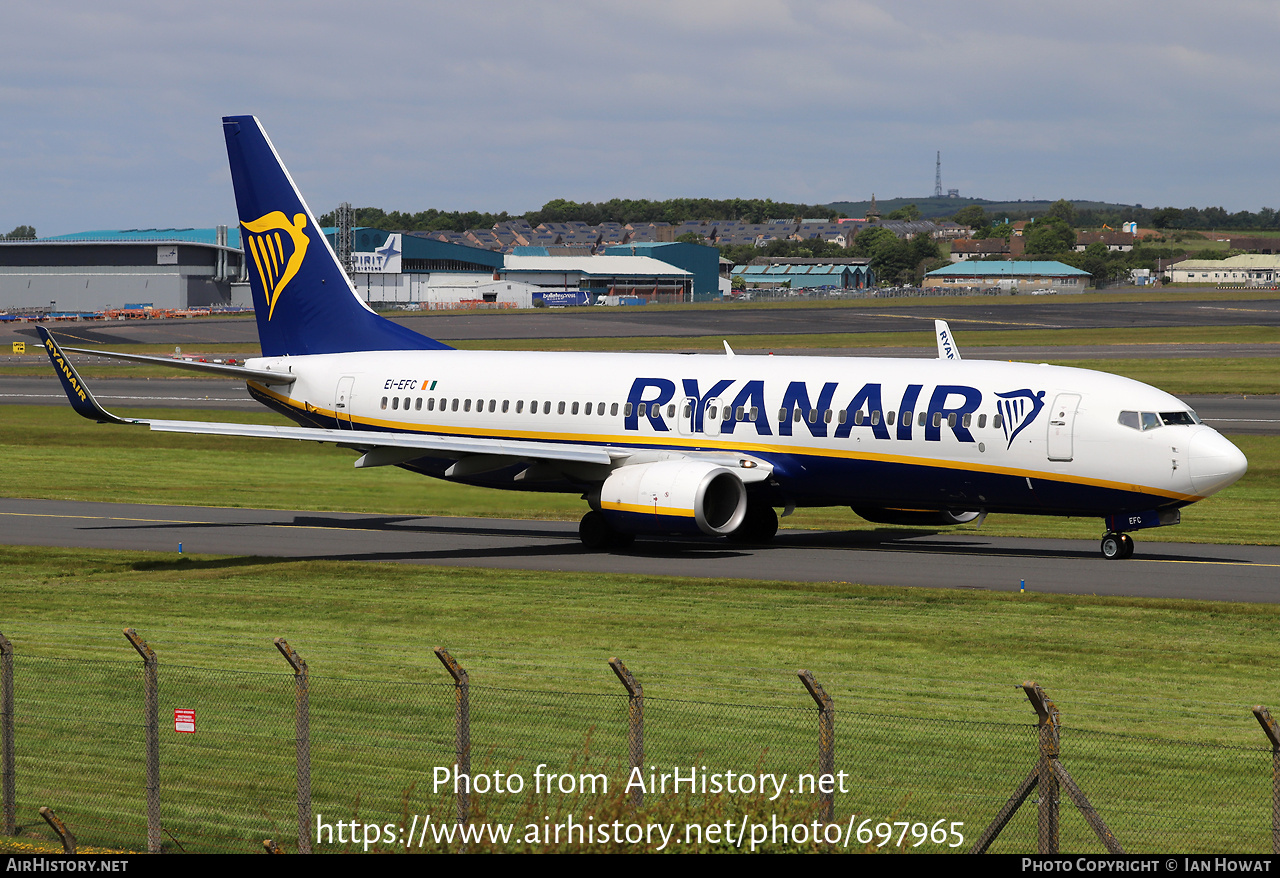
[973,682,1120,854]
[122,628,161,853]
[798,669,835,824]
[0,632,13,836]
[608,658,643,808]
[39,807,75,854]
[274,639,311,855]
[1254,706,1280,855]
[1023,682,1060,854]
[434,648,470,826]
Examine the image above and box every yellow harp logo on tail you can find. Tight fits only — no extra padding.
[242,212,310,320]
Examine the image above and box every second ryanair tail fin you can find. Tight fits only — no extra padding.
[222,115,451,357]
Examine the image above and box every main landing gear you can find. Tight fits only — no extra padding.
[1100,532,1135,560]
[726,502,779,544]
[578,511,635,551]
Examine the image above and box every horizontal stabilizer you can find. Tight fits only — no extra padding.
[54,342,296,385]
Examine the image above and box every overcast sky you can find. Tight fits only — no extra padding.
[4,1,1279,235]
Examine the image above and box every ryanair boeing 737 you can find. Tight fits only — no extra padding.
[39,116,1248,559]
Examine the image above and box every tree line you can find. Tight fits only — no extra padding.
[318,198,841,233]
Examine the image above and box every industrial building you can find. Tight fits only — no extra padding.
[1165,254,1280,285]
[0,228,246,313]
[729,258,874,290]
[924,260,1090,291]
[346,230,710,306]
[0,222,726,314]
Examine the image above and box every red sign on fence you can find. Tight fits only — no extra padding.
[174,709,195,734]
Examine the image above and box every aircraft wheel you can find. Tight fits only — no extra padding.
[1101,533,1125,560]
[579,511,634,551]
[1118,533,1135,559]
[579,511,614,550]
[727,503,779,544]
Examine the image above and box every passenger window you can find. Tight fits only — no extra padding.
[992,413,1002,428]
[516,400,524,414]
[543,401,551,414]
[489,399,496,413]
[571,402,579,415]
[585,402,593,415]
[947,413,956,428]
[381,397,388,410]
[392,397,399,410]
[428,397,435,412]
[901,410,911,425]
[854,411,864,425]
[961,413,970,428]
[749,406,758,420]
[808,409,818,424]
[502,400,509,413]
[668,404,676,418]
[919,412,927,427]
[778,407,788,421]
[823,409,833,424]
[736,406,745,421]
[793,409,802,423]
[463,399,471,413]
[558,401,566,415]
[838,410,847,424]
[599,402,606,415]
[611,403,619,416]
[637,403,647,417]
[887,411,896,425]
[686,403,695,418]
[977,413,985,428]
[871,410,881,425]
[624,403,633,417]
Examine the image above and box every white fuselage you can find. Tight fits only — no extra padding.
[242,349,1247,517]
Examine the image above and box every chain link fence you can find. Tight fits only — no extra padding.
[0,631,1275,854]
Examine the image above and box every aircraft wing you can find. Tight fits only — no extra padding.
[38,326,616,466]
[37,326,783,481]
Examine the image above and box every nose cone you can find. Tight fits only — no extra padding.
[1188,429,1248,496]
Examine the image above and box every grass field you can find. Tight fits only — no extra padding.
[0,549,1276,853]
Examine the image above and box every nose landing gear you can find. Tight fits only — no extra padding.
[1100,532,1135,560]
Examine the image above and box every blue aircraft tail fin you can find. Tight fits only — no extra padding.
[222,115,451,356]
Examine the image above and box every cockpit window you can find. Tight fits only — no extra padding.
[1119,411,1174,431]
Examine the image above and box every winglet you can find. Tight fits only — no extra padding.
[36,327,144,425]
[934,319,961,360]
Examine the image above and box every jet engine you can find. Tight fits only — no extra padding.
[595,459,748,536]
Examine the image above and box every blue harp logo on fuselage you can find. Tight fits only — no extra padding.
[996,389,1046,449]
[242,211,310,320]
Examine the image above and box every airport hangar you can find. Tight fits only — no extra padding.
[0,227,721,313]
[347,229,721,307]
[0,227,246,313]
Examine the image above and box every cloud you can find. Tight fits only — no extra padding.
[3,1,1280,233]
